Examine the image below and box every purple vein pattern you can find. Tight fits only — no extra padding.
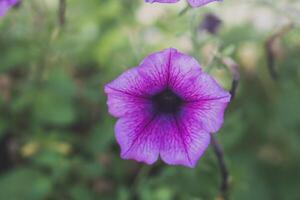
[0,0,18,16]
[105,48,231,167]
[145,0,222,7]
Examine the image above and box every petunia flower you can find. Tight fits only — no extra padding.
[0,0,18,17]
[145,0,222,8]
[105,48,230,168]
[199,13,222,35]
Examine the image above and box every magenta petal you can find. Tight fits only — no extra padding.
[184,99,229,134]
[105,67,159,118]
[138,48,175,89]
[115,112,162,165]
[159,115,211,168]
[167,49,203,89]
[145,0,179,4]
[165,49,229,110]
[116,112,211,167]
[0,0,18,16]
[187,0,222,7]
[138,48,202,89]
[177,72,231,133]
[104,88,152,118]
[172,70,230,104]
[0,3,11,16]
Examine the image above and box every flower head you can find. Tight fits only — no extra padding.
[0,0,18,17]
[145,0,222,8]
[105,48,230,167]
[200,13,222,34]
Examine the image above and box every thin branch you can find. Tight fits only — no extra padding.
[179,5,190,16]
[211,134,229,200]
[130,165,153,200]
[130,162,163,199]
[58,0,66,26]
[221,57,240,99]
[265,22,293,80]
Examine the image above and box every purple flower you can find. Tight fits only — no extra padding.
[200,13,222,35]
[145,0,222,7]
[105,48,230,168]
[0,0,18,16]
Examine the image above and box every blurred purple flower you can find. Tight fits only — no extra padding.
[105,48,230,168]
[0,0,18,16]
[145,0,222,7]
[200,13,222,34]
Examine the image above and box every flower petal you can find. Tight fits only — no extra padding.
[187,0,222,7]
[145,0,179,3]
[104,67,157,118]
[0,2,10,16]
[115,112,162,165]
[159,115,211,168]
[183,95,230,133]
[0,0,18,16]
[116,112,210,167]
[167,49,203,88]
[138,48,174,89]
[138,48,202,89]
[173,70,230,104]
[178,72,231,133]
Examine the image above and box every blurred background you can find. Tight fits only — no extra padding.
[0,0,300,199]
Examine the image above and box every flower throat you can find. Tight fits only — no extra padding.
[151,88,183,114]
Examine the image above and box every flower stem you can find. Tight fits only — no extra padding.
[130,165,153,200]
[265,22,293,80]
[211,134,229,200]
[179,5,190,16]
[58,0,66,26]
[220,57,240,99]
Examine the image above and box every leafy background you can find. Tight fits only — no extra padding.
[0,0,300,199]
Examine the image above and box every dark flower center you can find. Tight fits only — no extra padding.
[151,89,183,114]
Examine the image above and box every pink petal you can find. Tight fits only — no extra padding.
[183,95,230,133]
[115,111,211,167]
[115,112,162,165]
[0,0,18,16]
[137,48,174,89]
[172,70,230,104]
[159,115,211,168]
[167,49,203,89]
[104,67,158,118]
[173,71,230,133]
[0,2,10,16]
[138,48,202,89]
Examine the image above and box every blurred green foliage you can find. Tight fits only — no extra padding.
[0,0,300,199]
